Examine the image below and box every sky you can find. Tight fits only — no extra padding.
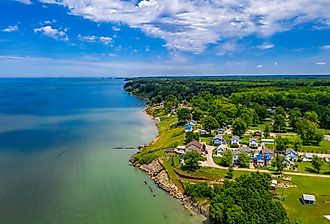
[0,0,330,77]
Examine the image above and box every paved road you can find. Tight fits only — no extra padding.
[201,144,330,179]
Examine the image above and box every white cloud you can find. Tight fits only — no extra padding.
[100,36,112,45]
[16,0,32,5]
[2,25,19,32]
[316,61,326,65]
[34,26,68,41]
[256,64,263,68]
[35,0,330,53]
[78,35,97,42]
[78,35,112,45]
[258,43,274,50]
[321,45,330,49]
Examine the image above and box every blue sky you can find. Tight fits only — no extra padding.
[0,0,330,77]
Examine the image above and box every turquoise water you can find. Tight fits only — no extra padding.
[0,78,204,224]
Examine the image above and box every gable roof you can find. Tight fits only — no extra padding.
[286,148,298,156]
[186,140,203,150]
[249,138,258,142]
[231,136,240,140]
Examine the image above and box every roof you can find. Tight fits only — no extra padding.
[213,135,224,140]
[262,148,274,154]
[305,153,314,158]
[302,194,316,202]
[165,148,176,153]
[186,140,203,150]
[239,147,252,153]
[286,148,298,156]
[249,138,258,142]
[261,139,275,143]
[231,136,240,140]
[184,125,192,129]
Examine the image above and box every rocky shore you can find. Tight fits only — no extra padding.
[138,159,209,218]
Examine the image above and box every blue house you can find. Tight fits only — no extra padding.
[184,125,193,133]
[286,148,298,162]
[213,135,227,145]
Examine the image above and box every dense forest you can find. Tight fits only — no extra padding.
[125,76,330,147]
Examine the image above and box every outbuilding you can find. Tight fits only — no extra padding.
[301,194,316,205]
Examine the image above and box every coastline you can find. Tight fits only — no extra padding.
[133,105,209,220]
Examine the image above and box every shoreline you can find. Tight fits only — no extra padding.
[133,105,209,220]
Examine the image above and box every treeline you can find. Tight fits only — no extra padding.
[185,172,290,224]
[124,77,330,132]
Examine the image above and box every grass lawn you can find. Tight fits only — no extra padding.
[144,116,184,152]
[300,140,330,154]
[278,176,330,224]
[296,161,330,175]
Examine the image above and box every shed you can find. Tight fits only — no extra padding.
[301,194,316,205]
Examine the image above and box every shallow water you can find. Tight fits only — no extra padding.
[0,78,204,224]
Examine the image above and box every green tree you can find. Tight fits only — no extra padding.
[296,119,324,145]
[238,152,250,168]
[225,165,234,179]
[264,123,273,138]
[184,132,199,144]
[177,108,190,124]
[273,114,287,133]
[220,150,233,167]
[201,116,219,132]
[276,106,286,116]
[184,150,204,171]
[209,172,288,224]
[275,137,289,153]
[273,154,285,173]
[289,108,302,131]
[304,111,318,123]
[311,155,324,174]
[232,118,247,136]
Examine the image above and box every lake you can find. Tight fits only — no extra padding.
[0,78,204,224]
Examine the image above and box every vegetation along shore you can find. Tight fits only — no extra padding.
[125,76,330,224]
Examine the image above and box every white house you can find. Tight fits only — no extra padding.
[303,153,314,162]
[249,138,258,148]
[215,145,227,157]
[301,194,316,205]
[231,136,240,145]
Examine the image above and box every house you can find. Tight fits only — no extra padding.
[179,157,185,165]
[249,138,258,148]
[199,129,209,135]
[253,130,263,137]
[270,179,277,190]
[253,148,274,167]
[286,148,298,162]
[184,125,193,133]
[213,135,227,145]
[261,139,275,144]
[262,148,274,160]
[217,129,225,135]
[165,148,176,155]
[231,136,240,145]
[186,140,204,154]
[301,194,316,205]
[239,146,252,155]
[215,145,227,157]
[175,146,186,154]
[303,153,314,162]
[189,120,197,126]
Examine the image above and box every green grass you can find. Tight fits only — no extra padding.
[300,140,330,154]
[278,176,330,224]
[296,161,330,175]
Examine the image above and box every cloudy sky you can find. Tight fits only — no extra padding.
[0,0,330,77]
